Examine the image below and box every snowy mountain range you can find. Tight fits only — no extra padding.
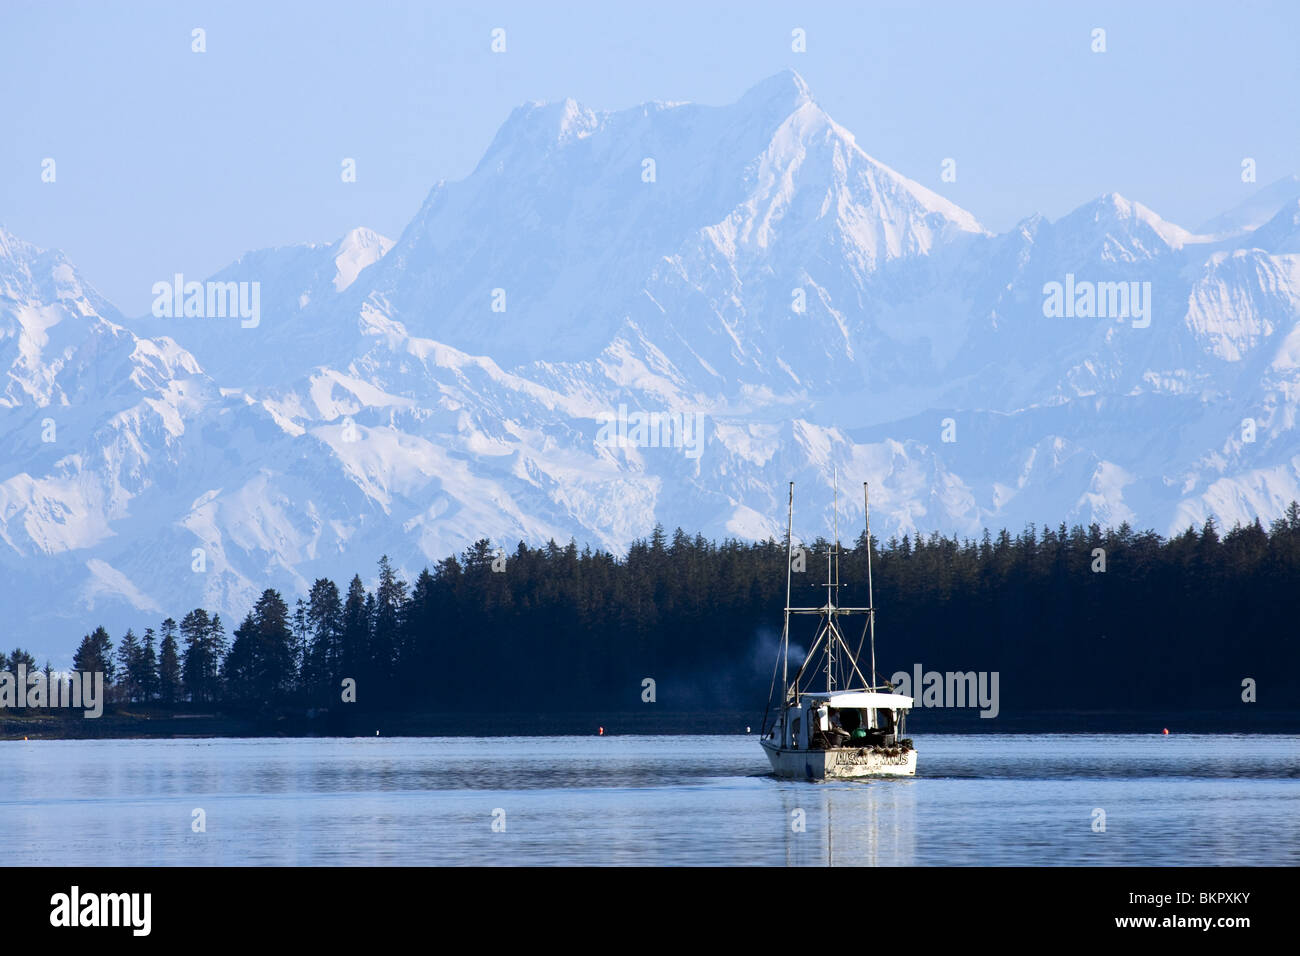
[5,70,1300,662]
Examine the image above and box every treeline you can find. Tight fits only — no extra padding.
[20,505,1300,716]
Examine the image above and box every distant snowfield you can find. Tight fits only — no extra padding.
[3,70,1300,660]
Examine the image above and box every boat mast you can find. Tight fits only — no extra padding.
[828,468,839,692]
[783,481,794,709]
[784,478,876,701]
[825,544,834,693]
[865,481,877,689]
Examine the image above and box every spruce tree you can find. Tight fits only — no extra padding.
[371,556,406,688]
[139,628,160,703]
[158,620,182,706]
[340,575,369,690]
[180,608,213,703]
[305,578,343,701]
[72,627,114,685]
[115,629,142,703]
[252,589,295,703]
[223,613,257,705]
[6,647,36,676]
[207,615,227,700]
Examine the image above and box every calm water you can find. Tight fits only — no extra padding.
[2,734,1296,865]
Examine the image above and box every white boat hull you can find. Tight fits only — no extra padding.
[761,739,916,779]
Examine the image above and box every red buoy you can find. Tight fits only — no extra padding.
[598,726,604,736]
[1162,728,1169,735]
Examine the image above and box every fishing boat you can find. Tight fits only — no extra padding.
[760,479,916,779]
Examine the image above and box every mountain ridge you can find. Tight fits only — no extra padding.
[3,73,1300,662]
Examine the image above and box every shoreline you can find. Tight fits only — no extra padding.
[3,708,1297,740]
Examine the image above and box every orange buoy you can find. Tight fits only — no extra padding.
[598,726,604,736]
[1162,728,1169,735]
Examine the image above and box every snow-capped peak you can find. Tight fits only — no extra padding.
[478,96,603,168]
[1094,192,1197,247]
[554,97,601,141]
[736,68,814,116]
[1048,191,1201,263]
[331,227,394,292]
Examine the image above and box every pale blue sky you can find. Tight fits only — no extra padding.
[3,0,1298,314]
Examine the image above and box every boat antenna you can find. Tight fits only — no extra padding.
[834,470,841,603]
[833,466,840,591]
[864,481,877,689]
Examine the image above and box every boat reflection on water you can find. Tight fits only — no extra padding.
[780,780,919,866]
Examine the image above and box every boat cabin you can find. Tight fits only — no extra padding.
[779,691,912,751]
